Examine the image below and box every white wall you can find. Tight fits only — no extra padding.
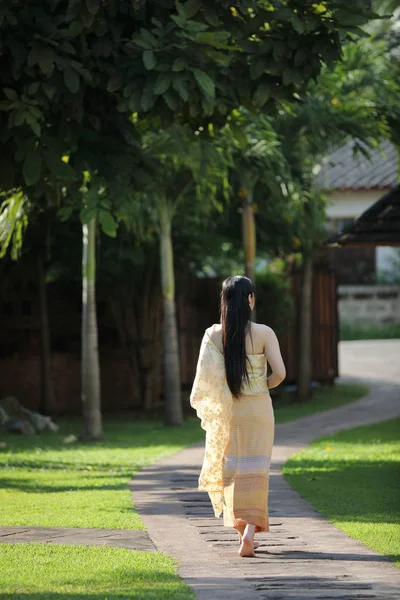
[325,189,383,219]
[339,285,400,324]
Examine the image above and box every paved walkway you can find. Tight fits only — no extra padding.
[131,341,400,600]
[0,526,156,551]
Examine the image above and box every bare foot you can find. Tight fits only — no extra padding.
[238,524,255,557]
[237,531,259,549]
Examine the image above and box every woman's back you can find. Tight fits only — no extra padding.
[209,322,269,356]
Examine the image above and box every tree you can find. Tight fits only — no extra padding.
[221,110,291,291]
[81,215,102,439]
[272,39,394,400]
[121,122,229,424]
[0,0,380,426]
[0,0,380,194]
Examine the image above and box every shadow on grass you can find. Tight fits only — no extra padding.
[0,417,203,454]
[0,476,129,493]
[1,571,399,600]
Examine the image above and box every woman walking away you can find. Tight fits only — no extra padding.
[190,276,286,557]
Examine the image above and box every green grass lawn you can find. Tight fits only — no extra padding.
[0,544,195,599]
[283,418,400,567]
[273,383,369,424]
[0,383,371,599]
[0,383,368,530]
[0,417,204,529]
[340,322,400,341]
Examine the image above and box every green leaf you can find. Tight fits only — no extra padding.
[63,67,80,93]
[341,25,370,38]
[195,31,231,48]
[28,82,40,95]
[68,20,84,36]
[99,209,117,237]
[253,81,271,107]
[164,90,178,111]
[57,206,74,221]
[229,123,248,147]
[107,76,122,92]
[14,111,25,126]
[172,57,187,72]
[250,57,265,81]
[129,91,142,112]
[44,151,76,181]
[28,47,55,76]
[43,85,55,100]
[143,49,157,70]
[138,29,158,49]
[80,206,98,224]
[141,86,155,111]
[23,151,42,186]
[334,11,368,27]
[292,15,305,34]
[193,69,215,98]
[178,0,202,20]
[282,69,295,86]
[203,5,220,26]
[294,48,306,67]
[86,0,99,15]
[4,88,18,101]
[25,113,41,137]
[172,76,189,101]
[154,73,172,95]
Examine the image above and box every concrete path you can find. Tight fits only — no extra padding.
[0,526,156,551]
[131,340,400,600]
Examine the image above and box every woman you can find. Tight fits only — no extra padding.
[190,276,286,557]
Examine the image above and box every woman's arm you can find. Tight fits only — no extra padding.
[264,326,286,389]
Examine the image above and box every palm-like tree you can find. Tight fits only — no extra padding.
[121,123,230,425]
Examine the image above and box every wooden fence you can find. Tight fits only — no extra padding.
[0,267,338,413]
[178,270,338,388]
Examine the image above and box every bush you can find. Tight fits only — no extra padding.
[255,268,294,337]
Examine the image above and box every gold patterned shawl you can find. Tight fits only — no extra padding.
[189,328,233,517]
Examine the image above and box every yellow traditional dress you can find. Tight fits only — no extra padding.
[190,326,274,532]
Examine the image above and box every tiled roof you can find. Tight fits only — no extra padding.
[314,139,399,191]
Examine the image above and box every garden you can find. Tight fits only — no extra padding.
[0,0,399,597]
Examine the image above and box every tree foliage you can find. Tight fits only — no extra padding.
[0,0,379,196]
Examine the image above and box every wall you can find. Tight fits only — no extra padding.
[338,285,400,324]
[325,189,383,219]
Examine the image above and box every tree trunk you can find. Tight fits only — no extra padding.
[297,256,313,402]
[37,254,56,415]
[241,187,257,320]
[81,218,103,440]
[159,200,183,426]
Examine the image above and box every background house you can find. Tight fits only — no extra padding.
[315,139,399,284]
[327,185,400,326]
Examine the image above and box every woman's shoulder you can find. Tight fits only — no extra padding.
[205,323,221,334]
[251,321,273,332]
[251,322,276,338]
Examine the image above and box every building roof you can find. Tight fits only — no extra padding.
[327,184,400,247]
[314,139,399,191]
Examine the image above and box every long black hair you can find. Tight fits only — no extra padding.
[220,276,255,397]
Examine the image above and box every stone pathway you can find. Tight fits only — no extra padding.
[131,341,400,600]
[0,526,156,551]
